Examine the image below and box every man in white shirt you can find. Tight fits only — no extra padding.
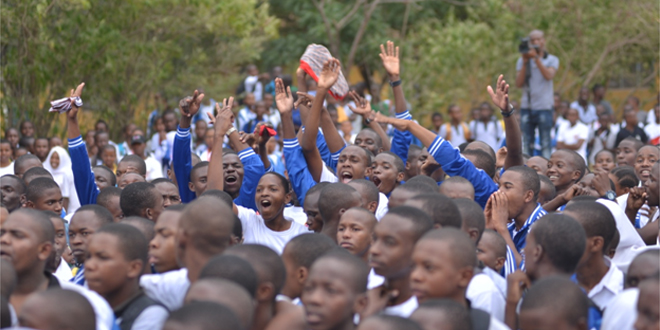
[469,102,504,151]
[556,108,589,163]
[570,87,597,124]
[439,104,470,146]
[140,197,234,311]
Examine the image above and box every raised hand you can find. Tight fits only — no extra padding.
[295,92,315,108]
[274,78,294,115]
[317,58,341,90]
[487,75,510,112]
[496,147,508,168]
[211,97,235,136]
[67,83,86,120]
[379,41,400,79]
[347,91,375,119]
[180,90,205,118]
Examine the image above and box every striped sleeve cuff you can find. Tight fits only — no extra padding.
[238,148,256,160]
[283,138,300,149]
[395,110,412,120]
[68,136,84,148]
[428,136,445,155]
[176,126,191,138]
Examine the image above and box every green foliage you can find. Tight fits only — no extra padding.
[1,0,278,139]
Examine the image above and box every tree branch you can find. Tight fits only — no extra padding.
[346,0,381,73]
[312,0,335,53]
[583,33,646,87]
[336,0,366,29]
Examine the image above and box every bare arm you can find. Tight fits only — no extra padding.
[380,41,406,114]
[374,114,436,147]
[534,56,557,80]
[207,98,235,192]
[274,78,296,140]
[487,75,523,168]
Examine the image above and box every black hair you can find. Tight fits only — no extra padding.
[415,299,472,330]
[378,151,405,173]
[161,109,178,119]
[592,83,604,92]
[318,183,360,223]
[358,128,383,149]
[119,155,147,177]
[261,171,291,194]
[23,167,53,185]
[314,250,369,293]
[102,144,116,152]
[120,216,156,241]
[120,182,159,217]
[595,149,615,161]
[307,181,330,197]
[538,175,557,201]
[386,206,434,241]
[458,142,469,152]
[611,166,639,188]
[18,137,34,149]
[347,179,379,205]
[10,208,55,244]
[453,198,485,243]
[531,214,586,274]
[162,204,186,213]
[466,141,496,162]
[180,198,234,256]
[421,228,476,269]
[407,144,423,163]
[365,315,424,330]
[151,178,176,186]
[199,189,234,207]
[341,145,373,167]
[34,137,49,144]
[24,289,96,330]
[75,204,115,225]
[481,229,507,260]
[93,165,118,187]
[14,154,40,172]
[96,186,122,208]
[96,223,148,266]
[462,149,496,179]
[564,201,616,254]
[190,161,209,183]
[0,139,10,146]
[431,112,443,120]
[25,177,60,203]
[165,301,243,330]
[506,165,541,201]
[405,175,440,191]
[199,255,259,298]
[520,276,588,327]
[555,149,587,181]
[225,244,286,297]
[95,119,109,130]
[1,174,26,194]
[408,193,462,229]
[286,233,337,269]
[439,176,474,197]
[619,137,644,151]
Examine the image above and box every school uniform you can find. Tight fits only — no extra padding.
[70,264,86,286]
[113,290,169,330]
[439,122,471,147]
[53,257,73,283]
[467,269,506,322]
[140,268,189,312]
[596,199,647,273]
[427,135,497,208]
[503,204,547,275]
[282,138,318,207]
[583,259,624,310]
[601,288,638,330]
[469,119,504,152]
[367,269,385,290]
[390,110,414,168]
[382,295,418,318]
[236,205,311,255]
[68,136,100,205]
[56,273,118,330]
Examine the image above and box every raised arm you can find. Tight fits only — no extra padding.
[300,59,341,182]
[174,91,204,203]
[207,98,235,192]
[347,91,390,151]
[488,75,523,169]
[380,41,412,163]
[65,83,100,205]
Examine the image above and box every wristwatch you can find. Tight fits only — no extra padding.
[225,126,237,137]
[602,190,616,201]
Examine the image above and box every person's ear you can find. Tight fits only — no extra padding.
[571,169,582,182]
[19,194,26,207]
[188,181,195,193]
[144,207,154,220]
[364,166,372,178]
[367,201,378,214]
[396,172,405,183]
[523,189,535,203]
[37,242,53,262]
[590,237,604,254]
[458,266,474,288]
[495,257,506,272]
[256,282,275,303]
[25,200,34,209]
[127,260,144,279]
[405,162,412,171]
[352,292,368,316]
[296,267,308,285]
[285,192,292,205]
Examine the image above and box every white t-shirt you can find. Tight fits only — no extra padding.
[375,193,388,221]
[284,205,308,227]
[145,155,164,181]
[0,162,14,177]
[467,271,506,322]
[140,268,189,311]
[601,288,638,330]
[586,260,624,310]
[556,122,589,162]
[382,295,418,318]
[439,123,469,147]
[237,205,311,255]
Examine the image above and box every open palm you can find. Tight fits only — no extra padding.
[317,58,341,90]
[379,41,400,78]
[274,78,294,114]
[487,75,509,111]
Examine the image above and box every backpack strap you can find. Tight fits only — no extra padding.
[115,291,160,330]
[469,307,491,330]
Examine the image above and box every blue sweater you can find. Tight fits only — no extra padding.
[390,110,414,166]
[283,138,317,207]
[68,136,99,206]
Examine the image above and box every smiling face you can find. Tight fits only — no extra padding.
[370,153,403,195]
[256,173,290,222]
[149,210,181,273]
[354,130,381,156]
[616,140,638,167]
[546,150,581,192]
[337,209,375,258]
[336,146,370,184]
[223,154,244,198]
[302,258,363,330]
[369,214,415,279]
[410,239,470,303]
[68,211,105,264]
[635,146,659,183]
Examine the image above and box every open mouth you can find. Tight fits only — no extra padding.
[548,175,559,182]
[372,176,382,188]
[340,171,353,184]
[260,199,273,209]
[225,175,238,185]
[640,169,651,177]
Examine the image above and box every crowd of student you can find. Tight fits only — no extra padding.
[0,39,658,330]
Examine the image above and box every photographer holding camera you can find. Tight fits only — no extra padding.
[515,30,559,158]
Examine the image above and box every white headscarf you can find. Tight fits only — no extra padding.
[43,146,80,214]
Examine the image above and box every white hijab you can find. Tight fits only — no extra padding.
[43,146,72,175]
[43,146,80,214]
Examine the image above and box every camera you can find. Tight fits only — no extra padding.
[518,37,540,54]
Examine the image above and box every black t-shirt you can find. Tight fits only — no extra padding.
[615,126,648,147]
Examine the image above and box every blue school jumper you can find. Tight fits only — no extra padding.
[390,111,414,166]
[70,264,85,286]
[502,204,547,276]
[427,136,498,208]
[172,127,196,203]
[68,136,100,205]
[301,126,343,173]
[283,138,318,208]
[570,274,604,330]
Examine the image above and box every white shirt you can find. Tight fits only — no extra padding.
[284,205,308,227]
[644,121,660,145]
[467,271,506,322]
[237,206,311,255]
[144,154,164,181]
[596,200,646,273]
[367,269,385,290]
[0,162,14,177]
[53,257,73,282]
[59,280,116,330]
[140,268,189,311]
[601,288,638,330]
[587,260,624,310]
[125,305,169,330]
[375,193,388,221]
[382,295,418,318]
[439,123,469,146]
[570,101,598,124]
[556,121,589,162]
[469,119,504,151]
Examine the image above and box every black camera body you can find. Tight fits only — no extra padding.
[518,37,540,54]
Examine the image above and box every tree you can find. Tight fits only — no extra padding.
[1,0,278,139]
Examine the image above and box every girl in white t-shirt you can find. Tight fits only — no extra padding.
[236,172,310,254]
